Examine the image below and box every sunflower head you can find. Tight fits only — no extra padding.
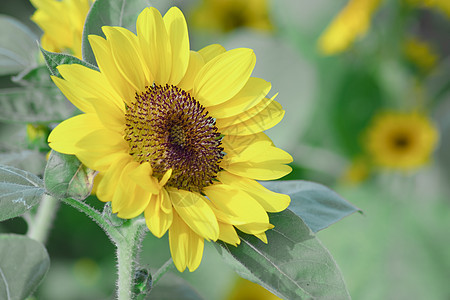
[30,0,94,58]
[365,111,438,170]
[48,7,292,272]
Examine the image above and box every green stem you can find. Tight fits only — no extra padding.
[115,218,146,300]
[152,258,173,287]
[61,197,148,299]
[26,193,59,244]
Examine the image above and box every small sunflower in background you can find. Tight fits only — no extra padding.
[317,0,382,55]
[404,0,450,17]
[191,0,273,33]
[403,37,439,73]
[30,0,94,58]
[365,111,438,171]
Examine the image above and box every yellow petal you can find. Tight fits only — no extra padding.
[253,232,268,244]
[198,44,226,63]
[56,64,124,113]
[159,169,173,187]
[223,162,292,181]
[77,151,129,173]
[218,171,290,213]
[128,162,160,194]
[219,100,285,135]
[117,184,152,219]
[137,7,172,84]
[218,222,240,246]
[203,184,269,225]
[48,114,104,154]
[236,223,274,236]
[177,51,204,92]
[88,34,136,106]
[51,76,95,113]
[96,157,131,203]
[216,97,279,128]
[111,162,139,212]
[163,7,189,85]
[169,211,205,272]
[221,132,273,155]
[168,188,219,241]
[207,77,271,118]
[88,95,125,133]
[186,228,204,272]
[145,189,173,238]
[226,140,293,165]
[193,48,256,107]
[102,26,150,92]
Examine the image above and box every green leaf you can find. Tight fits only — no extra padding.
[44,151,96,201]
[0,234,50,300]
[0,15,38,76]
[0,164,45,222]
[148,273,204,300]
[262,180,361,232]
[0,150,47,176]
[82,0,151,65]
[40,47,98,78]
[0,86,76,123]
[215,210,350,300]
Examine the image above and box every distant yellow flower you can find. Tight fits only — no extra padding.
[48,7,292,272]
[30,0,94,58]
[227,277,280,300]
[403,37,438,72]
[318,0,382,55]
[365,111,438,170]
[405,0,450,17]
[341,157,370,184]
[191,0,273,32]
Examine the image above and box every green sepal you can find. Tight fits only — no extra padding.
[44,150,96,201]
[40,46,99,78]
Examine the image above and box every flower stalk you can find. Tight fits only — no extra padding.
[27,193,59,244]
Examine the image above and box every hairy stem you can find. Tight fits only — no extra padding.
[152,258,173,287]
[27,193,59,244]
[115,218,146,300]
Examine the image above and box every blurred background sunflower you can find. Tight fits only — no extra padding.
[0,0,449,299]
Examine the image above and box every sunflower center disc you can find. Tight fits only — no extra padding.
[124,84,224,193]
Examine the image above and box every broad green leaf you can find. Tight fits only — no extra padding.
[0,15,38,76]
[0,86,75,123]
[44,151,96,201]
[0,164,44,222]
[0,150,47,176]
[262,180,361,232]
[215,209,350,300]
[0,234,50,300]
[148,273,204,300]
[40,47,98,78]
[82,0,151,65]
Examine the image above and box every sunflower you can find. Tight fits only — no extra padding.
[365,111,438,170]
[48,7,292,272]
[30,0,94,58]
[403,37,439,72]
[191,0,273,32]
[317,0,382,55]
